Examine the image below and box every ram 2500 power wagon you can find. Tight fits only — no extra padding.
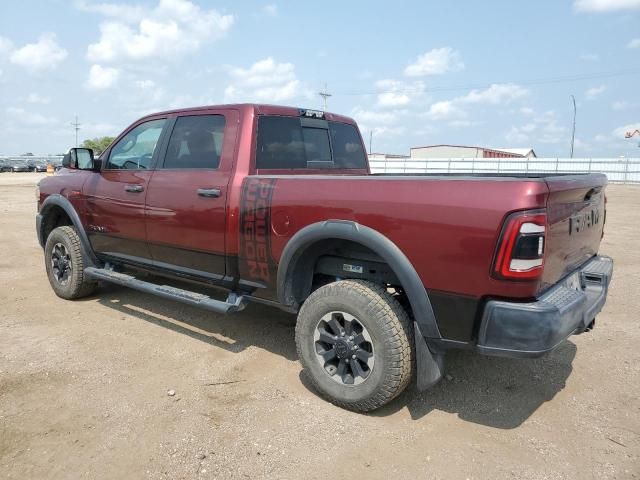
[36,104,613,412]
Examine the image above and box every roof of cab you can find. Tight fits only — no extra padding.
[139,103,357,125]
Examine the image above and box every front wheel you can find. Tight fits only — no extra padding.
[44,226,97,299]
[295,280,414,412]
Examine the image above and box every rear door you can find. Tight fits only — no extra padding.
[144,110,239,278]
[541,174,608,290]
[83,118,167,261]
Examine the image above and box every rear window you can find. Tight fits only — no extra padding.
[256,116,366,170]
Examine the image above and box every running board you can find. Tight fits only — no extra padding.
[84,267,246,314]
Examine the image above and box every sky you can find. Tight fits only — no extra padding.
[0,0,639,157]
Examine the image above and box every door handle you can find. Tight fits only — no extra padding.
[197,188,221,198]
[125,184,144,193]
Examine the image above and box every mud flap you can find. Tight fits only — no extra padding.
[414,321,445,391]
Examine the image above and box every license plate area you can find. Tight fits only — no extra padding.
[564,271,583,291]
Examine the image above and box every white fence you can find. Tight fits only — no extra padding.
[369,157,640,184]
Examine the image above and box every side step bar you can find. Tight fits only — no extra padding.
[84,267,246,314]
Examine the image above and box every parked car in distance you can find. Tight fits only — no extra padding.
[0,159,13,172]
[27,159,48,172]
[35,104,613,412]
[6,159,30,172]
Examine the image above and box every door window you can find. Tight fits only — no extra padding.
[162,115,226,169]
[106,119,166,170]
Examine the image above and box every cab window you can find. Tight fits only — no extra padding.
[162,115,226,169]
[106,119,166,170]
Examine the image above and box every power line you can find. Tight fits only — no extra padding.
[330,67,640,97]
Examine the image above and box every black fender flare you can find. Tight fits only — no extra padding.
[276,220,441,340]
[37,194,99,266]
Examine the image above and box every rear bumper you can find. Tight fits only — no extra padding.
[477,255,613,358]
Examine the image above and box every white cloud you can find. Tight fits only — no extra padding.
[506,126,530,144]
[5,107,57,127]
[404,47,464,77]
[26,93,51,104]
[460,83,528,105]
[424,100,464,119]
[627,38,640,48]
[612,100,639,110]
[447,120,479,128]
[374,79,425,108]
[135,79,156,89]
[585,84,606,99]
[0,36,13,56]
[87,64,120,89]
[224,57,309,103]
[520,107,535,116]
[87,0,234,63]
[574,0,640,11]
[10,33,67,72]
[351,107,399,126]
[263,4,278,16]
[76,0,146,20]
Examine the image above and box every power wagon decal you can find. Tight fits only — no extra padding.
[239,178,277,284]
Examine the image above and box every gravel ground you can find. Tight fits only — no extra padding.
[1,173,638,479]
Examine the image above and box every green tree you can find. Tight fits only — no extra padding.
[81,136,116,155]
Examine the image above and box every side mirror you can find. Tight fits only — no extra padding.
[63,148,96,170]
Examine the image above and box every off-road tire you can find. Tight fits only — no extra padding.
[44,226,97,299]
[295,279,414,412]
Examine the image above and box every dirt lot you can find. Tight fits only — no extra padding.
[1,172,638,479]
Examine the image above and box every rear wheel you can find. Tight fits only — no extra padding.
[295,280,413,412]
[44,226,97,299]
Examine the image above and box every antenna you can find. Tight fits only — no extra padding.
[71,115,81,147]
[318,83,332,111]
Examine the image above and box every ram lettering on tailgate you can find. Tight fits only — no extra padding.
[569,208,601,235]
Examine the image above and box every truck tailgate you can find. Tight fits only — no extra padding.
[541,174,608,291]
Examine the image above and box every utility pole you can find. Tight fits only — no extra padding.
[71,115,81,147]
[318,83,332,111]
[570,95,576,158]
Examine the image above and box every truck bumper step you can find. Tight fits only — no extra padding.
[84,267,246,314]
[476,255,613,358]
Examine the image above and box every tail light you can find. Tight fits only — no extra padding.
[493,209,546,280]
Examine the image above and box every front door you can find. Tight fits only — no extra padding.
[83,118,167,262]
[144,110,238,279]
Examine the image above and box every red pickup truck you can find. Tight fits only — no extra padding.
[36,104,613,412]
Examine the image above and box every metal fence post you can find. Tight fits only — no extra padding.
[624,157,629,184]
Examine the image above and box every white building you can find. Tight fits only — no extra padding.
[410,145,536,159]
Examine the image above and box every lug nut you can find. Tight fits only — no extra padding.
[352,354,356,359]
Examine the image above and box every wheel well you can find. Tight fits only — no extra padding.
[284,238,404,308]
[41,205,73,244]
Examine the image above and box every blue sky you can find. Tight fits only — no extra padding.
[0,0,639,156]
